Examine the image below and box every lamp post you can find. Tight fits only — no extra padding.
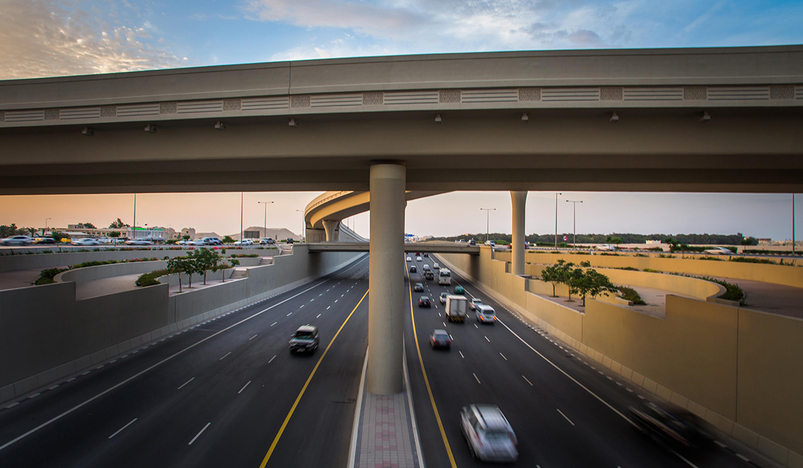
[133,194,137,229]
[793,193,796,255]
[480,208,496,242]
[258,201,274,240]
[566,200,583,246]
[240,192,244,243]
[296,209,305,241]
[45,217,51,236]
[554,192,562,249]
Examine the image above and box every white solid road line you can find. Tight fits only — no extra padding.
[522,375,534,387]
[249,334,258,341]
[473,373,481,384]
[500,352,507,361]
[268,355,276,364]
[177,377,195,390]
[219,352,231,360]
[188,422,211,445]
[108,418,138,439]
[557,409,575,426]
[238,381,251,394]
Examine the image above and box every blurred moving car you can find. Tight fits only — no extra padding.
[73,238,101,246]
[423,253,429,257]
[629,401,710,449]
[286,239,294,244]
[424,271,435,281]
[234,239,254,246]
[260,238,275,245]
[1,235,34,245]
[704,246,734,255]
[409,266,417,273]
[439,292,448,304]
[413,283,424,292]
[289,325,319,354]
[125,239,154,245]
[469,298,483,311]
[34,238,57,245]
[429,329,451,349]
[453,285,465,295]
[460,404,518,462]
[418,296,431,308]
[475,305,497,324]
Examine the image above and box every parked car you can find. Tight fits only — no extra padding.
[419,296,431,308]
[430,329,451,349]
[409,266,417,273]
[260,238,275,245]
[460,404,518,462]
[289,325,319,354]
[475,305,497,324]
[413,283,424,292]
[1,235,33,246]
[234,239,254,246]
[34,237,57,245]
[125,239,154,245]
[469,298,483,311]
[73,238,101,246]
[439,292,448,304]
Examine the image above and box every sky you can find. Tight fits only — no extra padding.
[0,0,802,240]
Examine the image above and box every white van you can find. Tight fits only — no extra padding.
[438,268,452,286]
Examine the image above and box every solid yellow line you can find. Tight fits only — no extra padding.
[407,268,458,468]
[259,289,369,468]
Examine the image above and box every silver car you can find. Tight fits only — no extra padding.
[475,304,496,324]
[460,404,518,462]
[1,235,33,245]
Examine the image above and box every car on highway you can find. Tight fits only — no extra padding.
[1,235,34,246]
[485,240,496,247]
[422,264,431,271]
[73,238,101,246]
[409,266,417,273]
[440,292,448,304]
[289,325,319,354]
[596,244,617,251]
[416,256,422,261]
[286,239,294,244]
[468,240,476,246]
[429,329,451,349]
[406,256,412,262]
[460,404,518,462]
[629,401,709,449]
[475,305,497,324]
[188,239,206,246]
[424,271,435,281]
[234,239,254,246]
[34,237,57,245]
[433,263,440,269]
[704,246,734,255]
[453,285,465,295]
[125,239,154,245]
[469,298,483,311]
[424,253,429,257]
[413,283,424,292]
[418,296,431,308]
[260,238,275,245]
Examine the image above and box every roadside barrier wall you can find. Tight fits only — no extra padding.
[437,247,803,466]
[0,245,363,404]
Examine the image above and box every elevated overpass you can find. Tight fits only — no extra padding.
[308,242,479,254]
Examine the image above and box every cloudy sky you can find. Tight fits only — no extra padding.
[1,0,801,239]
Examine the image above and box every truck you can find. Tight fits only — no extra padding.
[445,295,468,323]
[438,268,452,286]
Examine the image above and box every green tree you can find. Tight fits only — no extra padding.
[109,218,129,229]
[194,248,222,285]
[78,222,97,229]
[167,255,200,292]
[214,257,239,282]
[222,235,235,244]
[569,264,618,306]
[606,236,624,245]
[51,231,68,242]
[540,259,575,297]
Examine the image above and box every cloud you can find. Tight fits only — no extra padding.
[0,0,183,80]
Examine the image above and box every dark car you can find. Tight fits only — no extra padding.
[34,238,57,244]
[409,266,417,273]
[430,329,451,349]
[286,239,294,244]
[423,253,429,257]
[419,296,431,307]
[413,283,424,292]
[289,325,320,354]
[629,401,710,449]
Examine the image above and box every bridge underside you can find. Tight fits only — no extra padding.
[2,107,803,195]
[308,242,480,255]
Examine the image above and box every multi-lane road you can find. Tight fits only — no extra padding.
[0,252,768,467]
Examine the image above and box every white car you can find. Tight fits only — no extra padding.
[469,298,483,311]
[73,238,101,246]
[1,235,34,245]
[704,246,733,255]
[416,256,422,261]
[234,239,254,246]
[460,404,517,462]
[433,263,440,269]
[188,239,206,246]
[406,256,412,262]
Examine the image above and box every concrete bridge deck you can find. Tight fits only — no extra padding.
[308,242,479,255]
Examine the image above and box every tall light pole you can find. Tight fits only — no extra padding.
[554,192,562,249]
[480,208,496,242]
[133,193,137,229]
[45,217,51,235]
[566,199,583,246]
[240,192,244,242]
[793,193,796,255]
[258,201,274,239]
[296,209,305,241]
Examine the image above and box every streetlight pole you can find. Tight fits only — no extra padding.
[480,208,496,242]
[793,193,796,255]
[554,192,562,249]
[133,193,137,230]
[296,209,305,241]
[240,192,244,243]
[45,217,51,235]
[566,200,583,246]
[258,201,274,239]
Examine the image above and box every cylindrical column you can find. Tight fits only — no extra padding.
[511,191,528,276]
[367,163,406,394]
[323,219,339,242]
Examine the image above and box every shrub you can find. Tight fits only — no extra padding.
[618,286,647,305]
[136,269,171,287]
[698,256,724,261]
[34,267,69,285]
[729,257,776,265]
[229,253,259,258]
[615,266,639,271]
[635,253,648,257]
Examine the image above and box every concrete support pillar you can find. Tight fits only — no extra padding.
[306,228,325,243]
[367,163,406,394]
[323,219,339,242]
[511,191,528,276]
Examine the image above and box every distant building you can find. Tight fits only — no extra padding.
[646,240,662,245]
[180,227,196,240]
[757,238,773,245]
[244,230,260,239]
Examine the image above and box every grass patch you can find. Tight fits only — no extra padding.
[614,266,639,271]
[229,253,259,258]
[698,256,724,261]
[729,257,776,265]
[618,286,647,305]
[643,268,663,273]
[136,269,171,287]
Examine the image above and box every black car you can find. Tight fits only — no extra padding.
[629,401,710,449]
[413,283,424,292]
[289,325,320,354]
[423,253,429,257]
[34,238,57,244]
[409,266,417,273]
[419,296,431,307]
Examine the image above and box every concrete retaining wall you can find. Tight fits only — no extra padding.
[0,246,363,404]
[55,260,168,286]
[0,249,190,273]
[437,248,803,466]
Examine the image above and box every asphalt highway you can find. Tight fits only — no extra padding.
[0,255,370,468]
[405,254,760,468]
